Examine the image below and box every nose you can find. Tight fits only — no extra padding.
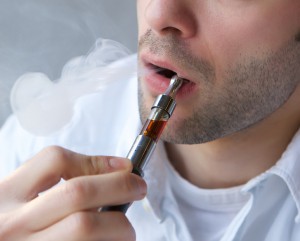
[145,0,197,39]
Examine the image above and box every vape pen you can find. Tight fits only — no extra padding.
[102,75,183,213]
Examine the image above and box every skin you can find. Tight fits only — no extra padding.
[0,146,146,240]
[137,0,300,188]
[0,1,299,240]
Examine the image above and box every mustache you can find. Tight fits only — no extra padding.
[138,29,215,83]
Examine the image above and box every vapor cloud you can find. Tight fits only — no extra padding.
[10,39,136,136]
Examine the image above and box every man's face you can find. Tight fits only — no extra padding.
[137,0,300,144]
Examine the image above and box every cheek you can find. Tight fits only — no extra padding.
[203,2,300,70]
[139,76,155,107]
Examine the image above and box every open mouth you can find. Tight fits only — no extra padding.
[154,65,177,79]
[149,63,191,84]
[142,60,197,98]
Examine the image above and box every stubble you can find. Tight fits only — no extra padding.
[138,30,300,144]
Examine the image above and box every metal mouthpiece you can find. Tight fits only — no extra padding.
[152,75,183,116]
[164,75,184,98]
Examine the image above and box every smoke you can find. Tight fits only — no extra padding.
[10,38,136,136]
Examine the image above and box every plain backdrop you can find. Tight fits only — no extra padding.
[0,0,138,126]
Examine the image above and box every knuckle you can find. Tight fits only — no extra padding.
[42,145,65,159]
[41,146,67,167]
[88,156,109,174]
[62,180,86,208]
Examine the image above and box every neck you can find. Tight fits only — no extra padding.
[166,86,300,189]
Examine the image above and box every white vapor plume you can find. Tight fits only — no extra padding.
[10,38,136,136]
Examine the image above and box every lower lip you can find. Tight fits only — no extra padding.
[144,72,197,99]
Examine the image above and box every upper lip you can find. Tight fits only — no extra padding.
[140,54,195,83]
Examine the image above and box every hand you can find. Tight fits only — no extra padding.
[0,146,147,241]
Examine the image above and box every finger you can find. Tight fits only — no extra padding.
[3,146,132,201]
[29,211,136,241]
[21,171,147,231]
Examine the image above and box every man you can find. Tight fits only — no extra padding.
[0,1,299,240]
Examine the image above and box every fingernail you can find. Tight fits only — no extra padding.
[108,158,131,169]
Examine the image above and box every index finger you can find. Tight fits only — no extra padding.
[2,146,132,201]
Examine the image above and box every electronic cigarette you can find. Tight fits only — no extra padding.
[102,75,183,213]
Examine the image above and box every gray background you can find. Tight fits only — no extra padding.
[0,0,138,126]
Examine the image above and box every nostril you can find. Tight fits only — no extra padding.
[161,27,182,36]
[144,0,197,39]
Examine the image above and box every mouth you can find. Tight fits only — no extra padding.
[148,63,192,84]
[152,64,178,79]
[142,62,197,99]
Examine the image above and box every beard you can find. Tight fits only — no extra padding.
[138,30,300,144]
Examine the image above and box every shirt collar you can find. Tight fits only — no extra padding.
[267,127,300,219]
[145,128,300,221]
[239,127,300,219]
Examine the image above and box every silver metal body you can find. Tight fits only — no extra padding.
[127,135,156,176]
[101,75,183,212]
[128,75,183,173]
[152,94,176,117]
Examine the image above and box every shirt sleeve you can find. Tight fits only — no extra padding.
[0,115,35,179]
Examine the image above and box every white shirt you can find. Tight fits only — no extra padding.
[166,160,250,241]
[1,54,300,241]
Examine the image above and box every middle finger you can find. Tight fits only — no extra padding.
[20,171,147,231]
